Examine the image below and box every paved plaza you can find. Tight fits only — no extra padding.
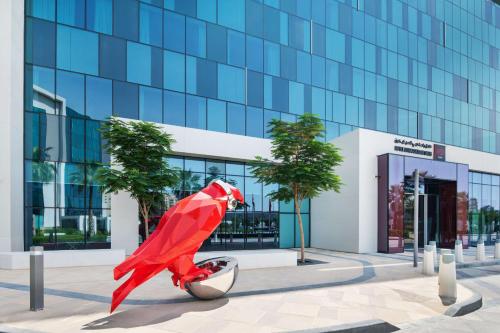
[0,248,499,332]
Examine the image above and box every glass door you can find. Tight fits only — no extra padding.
[404,194,440,249]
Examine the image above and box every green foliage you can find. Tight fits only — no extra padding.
[250,113,343,204]
[97,118,179,237]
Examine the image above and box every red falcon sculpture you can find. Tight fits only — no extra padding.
[110,180,244,313]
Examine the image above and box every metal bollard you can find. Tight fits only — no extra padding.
[476,239,486,262]
[495,239,500,260]
[429,241,438,267]
[438,253,457,304]
[455,239,464,263]
[422,245,435,275]
[30,246,44,311]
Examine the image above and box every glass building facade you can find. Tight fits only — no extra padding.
[24,0,500,250]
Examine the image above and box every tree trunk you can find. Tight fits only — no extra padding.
[294,192,305,263]
[143,207,150,239]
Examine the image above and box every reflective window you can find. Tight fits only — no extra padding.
[57,0,85,28]
[86,0,112,34]
[26,18,56,68]
[25,65,55,114]
[113,0,138,41]
[57,25,98,75]
[164,10,185,52]
[164,50,185,92]
[186,18,206,58]
[197,0,216,23]
[218,64,245,104]
[186,95,206,129]
[218,0,245,32]
[246,107,264,137]
[113,81,138,119]
[27,0,55,21]
[56,70,84,117]
[207,23,226,63]
[246,36,263,72]
[227,30,245,67]
[164,90,185,126]
[139,86,162,123]
[99,35,126,81]
[227,103,245,135]
[186,56,217,98]
[127,42,151,85]
[86,76,112,121]
[264,41,280,76]
[139,3,162,47]
[247,71,263,107]
[207,99,226,132]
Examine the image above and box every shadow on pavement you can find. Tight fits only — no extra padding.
[82,297,228,330]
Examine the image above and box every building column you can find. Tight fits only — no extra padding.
[0,0,25,251]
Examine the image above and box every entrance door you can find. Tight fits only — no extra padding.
[403,194,440,249]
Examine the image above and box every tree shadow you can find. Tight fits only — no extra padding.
[81,298,229,330]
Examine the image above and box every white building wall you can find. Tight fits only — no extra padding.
[0,0,24,251]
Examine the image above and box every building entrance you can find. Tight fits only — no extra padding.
[403,178,457,249]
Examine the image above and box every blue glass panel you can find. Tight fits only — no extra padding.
[279,214,294,248]
[27,0,55,21]
[263,6,280,42]
[26,18,55,68]
[99,35,126,81]
[113,81,138,119]
[280,12,288,45]
[289,82,304,115]
[227,103,245,135]
[326,29,345,62]
[186,95,206,129]
[57,25,98,75]
[246,0,263,37]
[332,92,345,123]
[280,46,296,81]
[289,15,310,52]
[25,65,55,114]
[186,56,217,98]
[186,18,206,58]
[227,30,245,67]
[246,107,263,138]
[264,41,280,76]
[139,86,162,123]
[207,23,227,63]
[263,109,280,138]
[296,51,311,84]
[56,70,84,117]
[57,0,85,28]
[218,0,245,32]
[325,60,338,91]
[312,87,325,119]
[312,23,326,57]
[207,99,226,132]
[163,90,185,126]
[247,70,263,107]
[127,42,151,85]
[140,3,162,47]
[164,11,185,52]
[218,64,245,104]
[312,56,325,88]
[85,76,112,121]
[246,36,263,72]
[164,50,185,92]
[197,0,216,23]
[113,0,138,41]
[86,0,112,34]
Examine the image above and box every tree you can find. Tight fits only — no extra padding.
[97,118,179,239]
[250,113,343,263]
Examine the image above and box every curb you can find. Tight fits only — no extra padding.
[289,319,400,333]
[444,292,483,317]
[456,259,500,269]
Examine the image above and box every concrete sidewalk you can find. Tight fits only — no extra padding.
[0,248,494,332]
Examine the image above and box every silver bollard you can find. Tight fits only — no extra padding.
[455,239,464,263]
[422,245,435,275]
[438,253,457,304]
[495,239,500,260]
[30,246,44,311]
[476,239,486,262]
[429,241,438,267]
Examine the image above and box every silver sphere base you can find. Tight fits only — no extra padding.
[185,257,238,300]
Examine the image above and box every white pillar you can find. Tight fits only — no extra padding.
[429,241,438,267]
[438,253,457,302]
[111,191,139,255]
[422,245,435,275]
[495,239,500,260]
[0,0,25,252]
[476,240,486,262]
[454,239,464,264]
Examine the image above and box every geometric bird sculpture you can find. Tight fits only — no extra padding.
[110,180,244,313]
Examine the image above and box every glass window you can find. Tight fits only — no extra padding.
[27,0,55,21]
[86,76,112,121]
[139,3,162,47]
[113,0,138,41]
[246,36,263,72]
[25,65,55,114]
[164,50,185,92]
[56,70,84,117]
[26,18,56,68]
[264,41,280,76]
[263,5,280,42]
[218,0,244,32]
[186,56,217,98]
[312,23,326,57]
[289,82,304,115]
[39,114,60,161]
[352,38,364,69]
[218,64,245,104]
[325,60,338,91]
[113,81,138,119]
[332,92,345,123]
[247,70,263,108]
[57,0,85,28]
[207,99,226,132]
[289,16,310,52]
[186,95,206,129]
[263,109,279,138]
[207,23,227,63]
[57,25,98,75]
[139,86,162,123]
[296,51,311,84]
[312,87,325,119]
[186,18,206,58]
[227,103,245,135]
[197,0,216,23]
[99,35,126,81]
[280,46,296,81]
[86,0,112,34]
[127,42,151,86]
[163,90,185,126]
[227,30,245,67]
[246,107,263,137]
[164,10,185,52]
[326,29,345,62]
[312,56,325,88]
[246,0,263,37]
[339,63,352,95]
